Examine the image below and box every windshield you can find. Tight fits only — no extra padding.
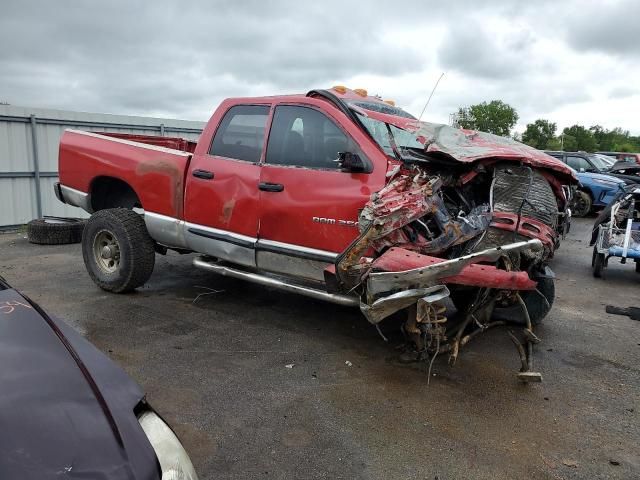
[589,154,614,171]
[354,111,423,159]
[595,154,617,167]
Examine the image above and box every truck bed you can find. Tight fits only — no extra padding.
[100,133,198,153]
[58,130,192,218]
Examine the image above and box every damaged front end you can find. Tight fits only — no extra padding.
[330,160,571,382]
[328,165,558,381]
[309,87,577,382]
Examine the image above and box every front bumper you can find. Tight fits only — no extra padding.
[361,239,542,323]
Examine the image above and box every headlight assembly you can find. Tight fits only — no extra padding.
[138,410,199,480]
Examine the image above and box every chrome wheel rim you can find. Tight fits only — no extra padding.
[93,230,121,274]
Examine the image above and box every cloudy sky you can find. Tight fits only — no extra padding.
[1,0,639,134]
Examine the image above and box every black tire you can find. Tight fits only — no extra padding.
[636,261,640,273]
[571,190,592,218]
[593,248,605,278]
[492,276,555,326]
[27,217,86,245]
[82,208,155,293]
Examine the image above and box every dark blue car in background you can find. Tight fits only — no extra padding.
[571,167,625,217]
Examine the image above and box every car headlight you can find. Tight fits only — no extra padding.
[138,411,199,480]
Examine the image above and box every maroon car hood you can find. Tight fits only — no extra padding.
[360,108,576,181]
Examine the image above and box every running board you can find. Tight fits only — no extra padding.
[193,256,359,307]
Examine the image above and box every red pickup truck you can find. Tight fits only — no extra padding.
[56,87,576,378]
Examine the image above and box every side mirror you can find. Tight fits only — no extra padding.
[337,151,367,173]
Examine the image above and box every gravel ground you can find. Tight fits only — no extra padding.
[0,217,638,479]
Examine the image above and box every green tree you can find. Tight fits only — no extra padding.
[562,125,597,152]
[617,142,636,152]
[589,125,631,151]
[456,100,519,137]
[522,119,557,149]
[546,137,562,150]
[561,134,578,151]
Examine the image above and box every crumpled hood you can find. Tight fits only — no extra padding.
[358,108,577,181]
[0,287,159,480]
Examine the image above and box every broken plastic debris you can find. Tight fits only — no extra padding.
[345,360,353,367]
[285,364,295,369]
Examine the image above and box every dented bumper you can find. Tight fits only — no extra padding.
[361,239,542,323]
[366,239,542,296]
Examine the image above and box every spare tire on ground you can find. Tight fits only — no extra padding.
[27,217,86,245]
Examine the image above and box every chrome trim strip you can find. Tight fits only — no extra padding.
[256,239,337,263]
[184,222,256,247]
[59,184,92,212]
[65,129,192,156]
[187,227,255,249]
[144,212,338,264]
[193,256,358,307]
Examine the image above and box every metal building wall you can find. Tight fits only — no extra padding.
[0,105,205,228]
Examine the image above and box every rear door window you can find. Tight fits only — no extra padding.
[210,105,269,163]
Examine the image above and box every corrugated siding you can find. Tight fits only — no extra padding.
[0,105,204,227]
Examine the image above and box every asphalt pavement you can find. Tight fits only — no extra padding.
[0,217,638,479]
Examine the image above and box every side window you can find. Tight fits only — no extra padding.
[210,105,269,163]
[566,156,591,171]
[266,105,364,170]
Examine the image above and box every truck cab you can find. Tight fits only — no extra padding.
[177,94,389,282]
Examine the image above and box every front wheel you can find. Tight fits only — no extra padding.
[492,276,555,326]
[571,190,592,218]
[82,208,155,292]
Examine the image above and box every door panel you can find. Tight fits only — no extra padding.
[257,104,386,279]
[258,167,376,252]
[184,105,269,267]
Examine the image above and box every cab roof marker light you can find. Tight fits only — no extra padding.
[354,88,368,97]
[332,85,347,94]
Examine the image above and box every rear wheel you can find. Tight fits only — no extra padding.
[82,208,155,292]
[572,190,592,218]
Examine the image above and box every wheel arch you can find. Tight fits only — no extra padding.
[578,186,594,200]
[89,176,143,212]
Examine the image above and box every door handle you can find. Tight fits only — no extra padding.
[258,182,284,192]
[192,169,214,180]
